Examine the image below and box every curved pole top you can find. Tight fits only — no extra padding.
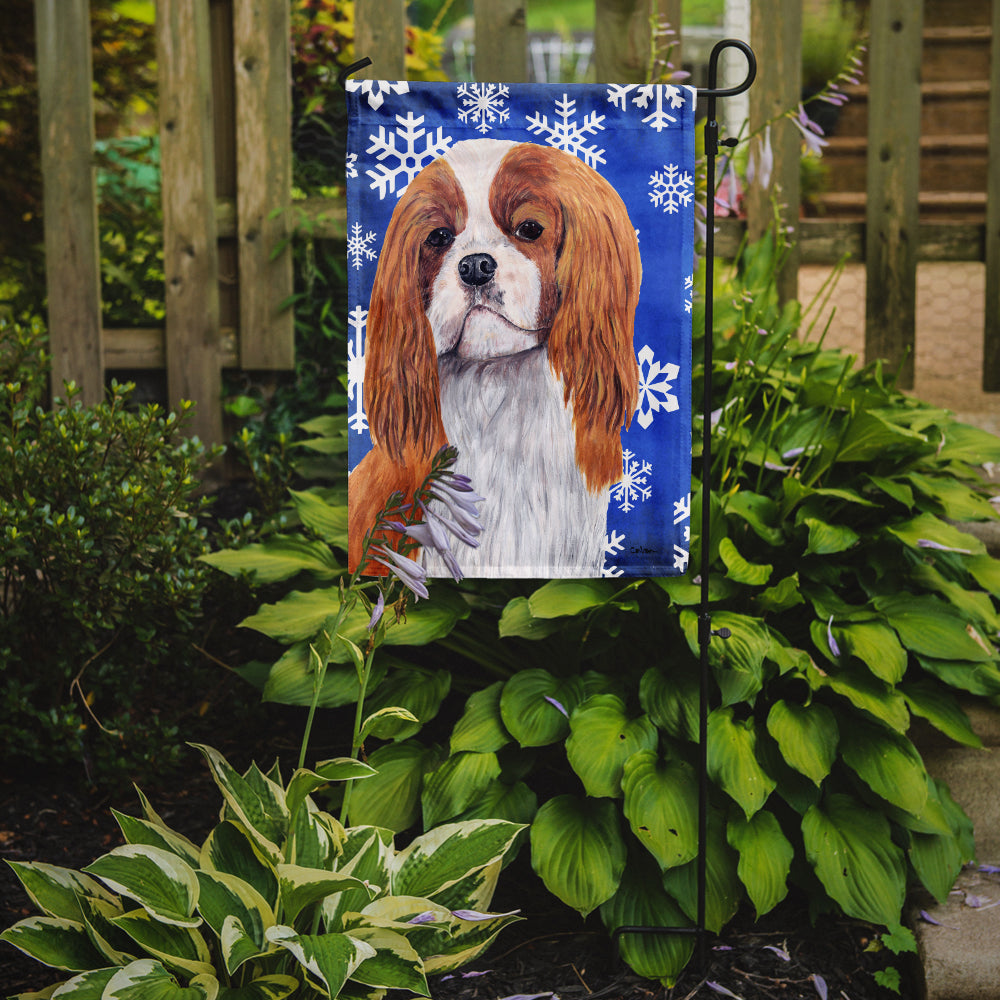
[699,38,756,99]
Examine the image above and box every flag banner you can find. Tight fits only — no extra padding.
[345,80,695,578]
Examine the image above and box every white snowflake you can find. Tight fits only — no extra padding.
[610,449,652,513]
[346,152,358,179]
[602,529,626,578]
[650,163,694,214]
[607,84,687,131]
[347,305,368,434]
[673,494,691,526]
[347,222,378,269]
[366,112,454,200]
[672,494,691,573]
[673,544,690,573]
[345,79,410,111]
[635,344,680,429]
[526,94,606,169]
[458,83,510,134]
[684,273,694,314]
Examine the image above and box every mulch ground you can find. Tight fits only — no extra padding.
[1,739,913,1000]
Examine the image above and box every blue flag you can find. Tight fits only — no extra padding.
[346,80,695,578]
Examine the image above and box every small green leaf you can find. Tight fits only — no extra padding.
[200,536,342,584]
[875,594,994,662]
[497,596,564,639]
[839,718,929,817]
[526,579,617,618]
[803,517,859,556]
[901,680,982,748]
[885,512,985,556]
[450,682,511,754]
[639,663,699,742]
[499,670,584,747]
[707,708,776,818]
[718,537,772,585]
[765,700,838,786]
[288,489,348,546]
[727,811,793,917]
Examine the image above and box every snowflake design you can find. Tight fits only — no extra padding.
[635,344,680,429]
[602,530,626,578]
[673,494,691,573]
[366,112,454,200]
[673,544,690,573]
[347,305,368,434]
[610,449,652,513]
[684,273,694,314]
[650,163,694,214]
[346,152,358,179]
[458,83,510,134]
[347,222,378,269]
[345,79,409,111]
[607,84,687,131]
[526,94,606,169]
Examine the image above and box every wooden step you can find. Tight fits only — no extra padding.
[922,25,993,83]
[813,190,987,222]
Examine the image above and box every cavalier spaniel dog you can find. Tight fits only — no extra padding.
[349,138,642,577]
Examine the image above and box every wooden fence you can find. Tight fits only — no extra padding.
[33,0,1000,446]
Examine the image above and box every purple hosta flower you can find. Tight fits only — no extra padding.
[746,124,774,191]
[369,545,429,600]
[763,944,791,962]
[979,864,1000,874]
[791,104,828,156]
[427,477,485,540]
[917,538,973,555]
[706,983,742,999]
[827,615,841,657]
[451,908,521,921]
[367,590,385,631]
[811,974,828,1000]
[544,695,569,718]
[407,911,438,925]
[715,157,741,216]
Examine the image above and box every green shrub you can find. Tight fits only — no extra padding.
[0,317,220,783]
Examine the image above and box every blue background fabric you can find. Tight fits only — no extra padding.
[345,80,695,577]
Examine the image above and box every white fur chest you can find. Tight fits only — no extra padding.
[428,347,609,577]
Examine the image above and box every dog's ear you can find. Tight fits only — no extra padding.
[365,164,453,465]
[545,151,641,491]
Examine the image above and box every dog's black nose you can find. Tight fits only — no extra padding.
[458,253,497,287]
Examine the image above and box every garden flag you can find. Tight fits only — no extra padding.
[345,80,696,578]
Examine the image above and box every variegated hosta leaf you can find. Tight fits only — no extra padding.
[110,908,214,978]
[565,695,658,799]
[420,860,501,917]
[727,810,793,917]
[707,707,776,819]
[195,870,274,974]
[391,820,524,901]
[276,864,375,925]
[529,795,626,917]
[421,907,522,975]
[802,793,906,926]
[214,974,299,1000]
[621,751,699,871]
[421,752,502,829]
[4,861,118,922]
[599,854,694,987]
[765,700,838,786]
[200,822,278,910]
[112,810,201,868]
[322,829,393,931]
[288,802,343,870]
[450,681,511,754]
[77,894,136,966]
[191,745,287,863]
[83,846,200,928]
[285,760,375,824]
[265,926,375,998]
[102,958,218,999]
[45,966,118,997]
[345,926,429,995]
[0,916,107,971]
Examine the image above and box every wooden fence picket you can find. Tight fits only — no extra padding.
[984,0,1000,389]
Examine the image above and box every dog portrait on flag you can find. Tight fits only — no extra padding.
[345,81,695,579]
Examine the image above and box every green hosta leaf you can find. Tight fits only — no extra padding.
[807,660,910,732]
[497,597,565,639]
[654,574,737,606]
[707,708,776,818]
[839,718,929,816]
[935,421,1000,464]
[599,854,694,986]
[285,760,376,822]
[966,553,1000,597]
[661,811,741,933]
[499,670,584,747]
[724,490,784,545]
[910,562,1000,632]
[866,474,914,509]
[835,621,907,684]
[901,680,982,748]
[288,488,348,546]
[639,664,699,742]
[802,793,906,926]
[909,823,966,905]
[392,820,524,900]
[83,846,200,928]
[755,573,804,614]
[277,865,374,925]
[195,871,273,974]
[835,410,927,463]
[261,643,387,709]
[200,535,342,584]
[916,655,1000,697]
[765,701,838,786]
[360,706,421,742]
[111,909,214,978]
[200,822,278,910]
[0,916,107,971]
[346,926,428,994]
[681,610,770,706]
[421,751,502,828]
[530,795,626,917]
[453,779,538,827]
[565,695,658,798]
[621,751,698,870]
[265,926,375,998]
[802,517,859,556]
[103,959,218,999]
[874,594,995,662]
[885,512,985,556]
[5,862,118,922]
[112,812,201,868]
[216,975,299,1000]
[727,811,793,917]
[906,472,998,522]
[191,746,287,862]
[526,579,617,618]
[718,537,772,585]
[450,682,511,754]
[347,740,442,832]
[362,667,451,740]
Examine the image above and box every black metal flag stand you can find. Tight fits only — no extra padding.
[340,37,758,975]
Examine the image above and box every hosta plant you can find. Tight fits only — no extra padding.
[1,744,523,999]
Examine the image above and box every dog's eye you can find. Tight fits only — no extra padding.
[514,219,544,242]
[425,227,455,248]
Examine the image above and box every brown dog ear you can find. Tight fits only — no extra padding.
[544,150,641,491]
[365,162,455,465]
